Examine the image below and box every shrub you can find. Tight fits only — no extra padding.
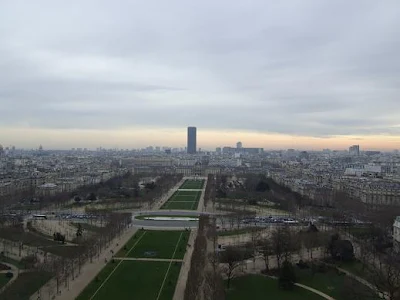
[296,260,309,269]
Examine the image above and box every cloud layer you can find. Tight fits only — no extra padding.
[0,0,399,148]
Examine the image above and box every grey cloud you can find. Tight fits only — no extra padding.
[0,0,399,138]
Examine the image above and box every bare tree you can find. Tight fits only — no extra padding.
[249,227,262,269]
[258,237,273,272]
[369,250,400,300]
[303,232,321,260]
[271,227,285,269]
[271,226,298,268]
[203,270,226,300]
[219,246,243,289]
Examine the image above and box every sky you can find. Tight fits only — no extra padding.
[0,0,399,150]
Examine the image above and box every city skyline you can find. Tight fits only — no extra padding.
[1,126,399,152]
[1,1,399,150]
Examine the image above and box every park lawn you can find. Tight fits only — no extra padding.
[161,201,199,210]
[2,271,53,300]
[0,275,11,290]
[135,214,199,220]
[124,230,190,259]
[170,191,201,201]
[226,275,323,300]
[338,260,366,277]
[76,262,116,300]
[336,260,376,285]
[170,195,198,202]
[296,268,346,299]
[160,190,200,210]
[77,261,182,300]
[296,267,379,300]
[180,180,204,189]
[156,261,182,300]
[0,256,25,269]
[115,230,146,257]
[174,190,201,196]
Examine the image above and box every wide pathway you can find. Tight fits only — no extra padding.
[173,177,207,300]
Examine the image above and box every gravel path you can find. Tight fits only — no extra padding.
[173,177,207,299]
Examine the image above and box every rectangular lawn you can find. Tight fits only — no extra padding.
[161,190,201,210]
[179,180,204,189]
[162,201,199,210]
[77,260,182,300]
[117,230,190,259]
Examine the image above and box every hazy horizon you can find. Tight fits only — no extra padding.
[1,127,398,152]
[1,1,399,150]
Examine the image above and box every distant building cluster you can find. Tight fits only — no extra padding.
[0,146,128,199]
[268,145,400,207]
[2,129,400,210]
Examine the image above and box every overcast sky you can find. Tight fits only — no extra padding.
[1,0,399,150]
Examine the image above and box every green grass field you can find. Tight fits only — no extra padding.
[226,275,323,300]
[161,190,201,210]
[117,230,190,259]
[2,271,53,300]
[78,229,190,300]
[135,214,199,220]
[77,260,182,300]
[296,268,379,299]
[0,275,11,290]
[179,180,204,189]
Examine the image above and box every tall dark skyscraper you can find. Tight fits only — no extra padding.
[187,127,197,154]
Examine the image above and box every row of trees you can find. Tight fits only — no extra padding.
[74,173,183,210]
[184,216,208,300]
[37,212,132,297]
[204,174,216,209]
[219,225,353,289]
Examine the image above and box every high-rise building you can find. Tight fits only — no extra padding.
[349,145,360,156]
[187,127,197,154]
[236,141,242,149]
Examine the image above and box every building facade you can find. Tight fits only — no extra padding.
[349,145,360,156]
[187,127,197,154]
